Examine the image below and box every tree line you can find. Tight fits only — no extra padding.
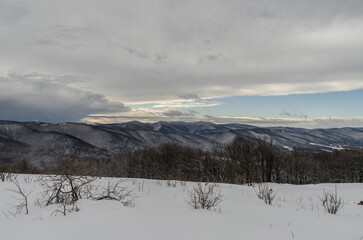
[1,136,362,185]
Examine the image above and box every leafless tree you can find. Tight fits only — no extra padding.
[86,179,135,207]
[166,180,177,187]
[50,193,79,216]
[255,184,275,205]
[187,182,223,210]
[7,176,33,214]
[320,186,344,214]
[37,174,96,206]
[36,158,97,206]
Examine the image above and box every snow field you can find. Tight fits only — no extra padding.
[1,175,363,240]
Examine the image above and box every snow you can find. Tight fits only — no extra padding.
[283,146,294,151]
[309,142,345,150]
[1,175,363,240]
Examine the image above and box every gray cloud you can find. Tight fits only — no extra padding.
[33,25,89,49]
[1,0,362,104]
[0,1,28,25]
[119,45,168,64]
[121,45,151,60]
[163,110,198,118]
[0,0,362,125]
[279,109,308,119]
[0,72,129,122]
[198,54,219,64]
[178,94,200,100]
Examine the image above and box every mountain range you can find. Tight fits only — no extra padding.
[1,120,363,167]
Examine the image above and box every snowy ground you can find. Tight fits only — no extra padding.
[1,175,363,240]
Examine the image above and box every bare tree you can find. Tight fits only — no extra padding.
[187,182,223,210]
[50,193,79,216]
[7,176,33,214]
[37,174,96,206]
[255,184,275,205]
[86,179,135,207]
[320,186,344,214]
[36,158,97,206]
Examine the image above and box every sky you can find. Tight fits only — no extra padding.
[0,0,363,128]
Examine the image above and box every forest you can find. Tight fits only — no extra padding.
[1,136,363,185]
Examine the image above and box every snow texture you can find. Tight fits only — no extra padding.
[1,175,363,240]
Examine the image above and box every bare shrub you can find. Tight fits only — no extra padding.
[180,181,187,192]
[2,173,16,182]
[320,187,344,214]
[37,174,96,206]
[137,181,144,192]
[131,178,137,185]
[86,179,135,207]
[179,181,187,187]
[255,184,275,205]
[50,194,79,216]
[23,175,34,183]
[187,182,223,210]
[6,176,33,214]
[166,180,177,187]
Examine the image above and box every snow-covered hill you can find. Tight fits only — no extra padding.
[1,120,363,166]
[0,175,362,240]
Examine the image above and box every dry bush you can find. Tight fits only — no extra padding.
[137,181,145,192]
[38,176,135,215]
[86,179,135,207]
[167,180,177,187]
[50,193,80,216]
[37,174,96,206]
[320,188,344,214]
[23,175,34,183]
[255,184,275,205]
[6,176,33,214]
[180,181,187,192]
[37,158,97,207]
[1,173,16,182]
[187,182,223,210]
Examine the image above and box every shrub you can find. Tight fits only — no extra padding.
[255,184,275,205]
[187,182,223,210]
[86,179,135,207]
[7,176,33,214]
[37,174,96,206]
[320,187,343,214]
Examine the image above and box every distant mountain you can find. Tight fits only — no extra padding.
[1,120,363,167]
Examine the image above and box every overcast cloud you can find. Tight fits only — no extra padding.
[0,72,129,122]
[0,0,362,126]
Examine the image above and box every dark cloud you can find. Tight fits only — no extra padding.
[122,45,151,59]
[120,45,168,64]
[163,110,198,118]
[178,94,200,100]
[0,72,129,123]
[198,55,219,64]
[279,109,308,119]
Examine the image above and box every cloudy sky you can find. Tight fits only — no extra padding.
[1,0,363,128]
